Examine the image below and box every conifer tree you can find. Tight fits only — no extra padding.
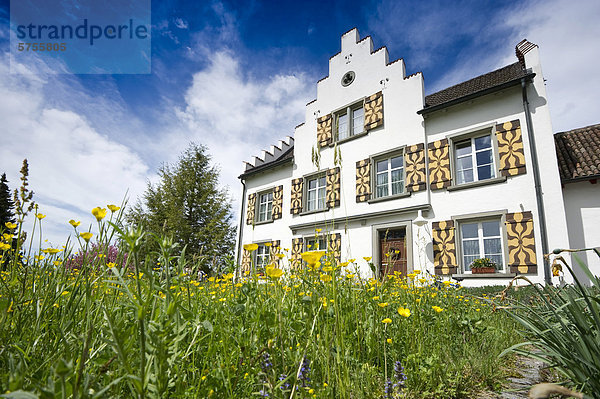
[0,173,15,228]
[127,143,236,274]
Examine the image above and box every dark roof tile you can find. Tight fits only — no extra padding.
[424,62,529,109]
[554,124,600,183]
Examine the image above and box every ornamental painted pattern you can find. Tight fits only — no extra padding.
[432,220,457,275]
[326,167,341,208]
[364,91,384,130]
[269,240,281,265]
[404,144,426,192]
[505,211,537,274]
[241,249,251,274]
[290,178,303,215]
[317,114,333,148]
[355,159,371,202]
[246,193,256,225]
[327,233,342,262]
[272,185,283,220]
[496,119,526,176]
[291,238,303,269]
[428,139,451,190]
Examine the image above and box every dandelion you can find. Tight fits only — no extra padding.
[80,232,93,242]
[107,204,120,212]
[397,307,411,318]
[91,207,107,221]
[382,318,392,324]
[432,306,444,313]
[4,222,16,230]
[301,251,326,266]
[243,243,258,252]
[387,338,392,344]
[378,302,389,308]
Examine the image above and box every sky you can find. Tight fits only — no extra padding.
[0,0,599,249]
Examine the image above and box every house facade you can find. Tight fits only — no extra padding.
[236,29,578,286]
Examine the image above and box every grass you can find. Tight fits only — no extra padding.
[0,208,525,398]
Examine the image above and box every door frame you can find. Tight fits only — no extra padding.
[371,220,414,278]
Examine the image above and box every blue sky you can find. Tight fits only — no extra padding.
[1,0,599,247]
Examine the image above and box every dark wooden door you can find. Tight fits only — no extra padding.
[379,229,407,277]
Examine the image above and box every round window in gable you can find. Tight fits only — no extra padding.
[341,71,355,87]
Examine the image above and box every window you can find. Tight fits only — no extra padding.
[304,237,327,252]
[454,134,495,184]
[257,191,273,222]
[460,219,504,272]
[375,154,404,198]
[255,244,270,271]
[306,175,327,211]
[335,102,364,141]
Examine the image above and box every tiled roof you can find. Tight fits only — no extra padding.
[422,62,531,112]
[554,124,600,183]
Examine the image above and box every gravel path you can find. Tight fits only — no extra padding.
[476,356,548,399]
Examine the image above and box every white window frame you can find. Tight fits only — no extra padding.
[458,218,505,273]
[374,153,405,198]
[256,190,273,222]
[305,174,327,212]
[334,101,364,141]
[304,237,327,252]
[254,243,271,271]
[453,132,497,185]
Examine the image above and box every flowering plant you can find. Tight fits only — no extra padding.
[470,257,498,271]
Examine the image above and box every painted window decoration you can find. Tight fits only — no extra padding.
[375,155,404,198]
[336,102,364,141]
[306,175,327,211]
[460,220,504,272]
[455,135,495,184]
[257,191,273,222]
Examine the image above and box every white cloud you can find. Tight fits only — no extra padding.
[174,18,188,29]
[0,55,150,248]
[174,50,314,216]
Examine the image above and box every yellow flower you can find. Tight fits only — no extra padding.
[378,302,389,308]
[80,232,93,242]
[276,253,285,259]
[35,255,44,261]
[264,242,272,247]
[243,243,258,252]
[348,258,356,263]
[91,207,107,221]
[413,269,421,274]
[320,273,332,283]
[107,204,120,212]
[266,266,283,279]
[363,256,372,262]
[432,306,444,313]
[346,273,355,279]
[301,251,326,266]
[387,338,392,344]
[36,213,46,220]
[315,228,322,233]
[0,242,10,251]
[397,307,411,318]
[61,291,70,296]
[443,280,452,286]
[382,318,392,324]
[4,222,17,230]
[69,219,81,228]
[43,248,61,254]
[322,266,333,272]
[107,262,116,268]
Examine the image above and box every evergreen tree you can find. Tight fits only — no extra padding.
[0,173,15,228]
[127,143,236,274]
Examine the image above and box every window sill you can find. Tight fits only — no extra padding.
[367,192,411,204]
[299,208,329,216]
[329,131,367,146]
[452,272,516,279]
[447,176,507,191]
[254,219,274,226]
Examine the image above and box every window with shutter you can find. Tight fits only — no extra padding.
[428,139,452,190]
[495,119,526,177]
[404,144,426,192]
[505,211,537,274]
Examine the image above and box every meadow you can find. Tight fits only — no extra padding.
[0,205,531,399]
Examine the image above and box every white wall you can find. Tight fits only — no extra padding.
[563,181,600,283]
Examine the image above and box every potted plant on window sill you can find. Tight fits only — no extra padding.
[470,258,497,274]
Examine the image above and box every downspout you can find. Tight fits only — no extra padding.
[236,179,247,274]
[521,77,551,284]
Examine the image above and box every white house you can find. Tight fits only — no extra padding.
[235,28,597,286]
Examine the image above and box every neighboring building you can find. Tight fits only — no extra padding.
[554,125,600,282]
[236,28,595,286]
